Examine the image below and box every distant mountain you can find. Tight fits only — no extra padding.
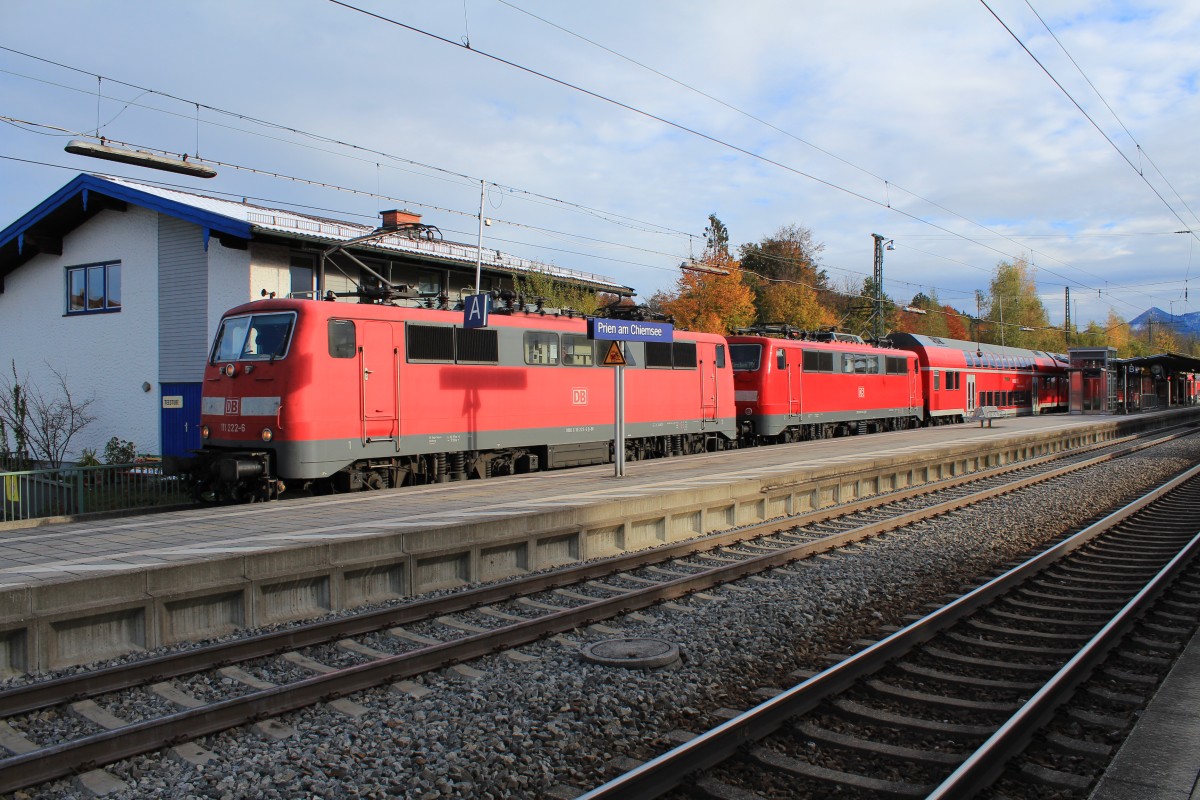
[1128,307,1200,338]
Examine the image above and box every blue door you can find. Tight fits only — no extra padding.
[160,383,202,457]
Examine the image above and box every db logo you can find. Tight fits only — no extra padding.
[225,398,240,415]
[857,387,865,398]
[572,388,588,405]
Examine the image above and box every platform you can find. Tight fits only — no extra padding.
[1090,626,1200,799]
[0,408,1196,674]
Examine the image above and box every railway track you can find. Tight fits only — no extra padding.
[0,426,1192,794]
[576,461,1200,800]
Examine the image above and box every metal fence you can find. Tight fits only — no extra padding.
[0,463,190,524]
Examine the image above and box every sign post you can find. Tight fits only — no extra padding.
[588,318,673,478]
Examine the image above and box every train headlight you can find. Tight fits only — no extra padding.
[261,428,274,443]
[222,363,237,378]
[200,425,210,440]
[744,407,753,415]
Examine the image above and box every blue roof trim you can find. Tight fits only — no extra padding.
[0,174,252,250]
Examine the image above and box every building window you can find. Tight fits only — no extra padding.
[66,262,121,314]
[418,270,444,297]
[289,254,315,298]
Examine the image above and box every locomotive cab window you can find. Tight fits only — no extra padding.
[524,332,559,365]
[729,344,762,371]
[715,344,726,369]
[328,319,356,358]
[776,350,786,370]
[211,312,296,363]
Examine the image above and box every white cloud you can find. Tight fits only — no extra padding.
[2,0,1198,326]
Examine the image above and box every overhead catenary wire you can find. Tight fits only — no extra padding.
[323,0,1112,300]
[0,31,1189,325]
[493,0,1131,299]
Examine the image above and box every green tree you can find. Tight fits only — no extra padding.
[511,270,601,315]
[982,257,1053,350]
[738,224,828,321]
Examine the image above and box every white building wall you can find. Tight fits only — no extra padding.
[248,243,291,302]
[206,238,253,347]
[0,206,160,461]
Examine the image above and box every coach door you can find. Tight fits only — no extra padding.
[966,374,977,413]
[360,321,398,443]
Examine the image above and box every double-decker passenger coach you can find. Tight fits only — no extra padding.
[887,332,1069,422]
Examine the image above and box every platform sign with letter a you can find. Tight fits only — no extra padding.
[463,293,490,329]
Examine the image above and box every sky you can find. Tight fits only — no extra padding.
[2,0,1198,330]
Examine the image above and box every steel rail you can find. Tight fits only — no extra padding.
[0,431,1189,793]
[0,427,1175,719]
[574,462,1200,800]
[927,521,1200,797]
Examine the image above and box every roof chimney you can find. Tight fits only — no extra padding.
[380,209,422,229]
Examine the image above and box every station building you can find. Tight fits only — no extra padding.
[0,173,631,463]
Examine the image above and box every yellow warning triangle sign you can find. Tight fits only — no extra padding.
[601,340,627,366]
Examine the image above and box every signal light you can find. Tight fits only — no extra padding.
[200,425,210,440]
[223,363,236,377]
[261,428,274,442]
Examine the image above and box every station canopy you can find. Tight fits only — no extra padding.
[1112,352,1200,376]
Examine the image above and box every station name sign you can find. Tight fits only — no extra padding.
[587,318,674,342]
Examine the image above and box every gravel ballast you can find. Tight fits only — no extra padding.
[20,435,1200,800]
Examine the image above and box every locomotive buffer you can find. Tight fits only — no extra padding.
[587,318,674,477]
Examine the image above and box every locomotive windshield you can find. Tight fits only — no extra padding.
[210,312,296,363]
[729,344,762,372]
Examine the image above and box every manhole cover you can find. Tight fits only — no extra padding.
[580,637,681,669]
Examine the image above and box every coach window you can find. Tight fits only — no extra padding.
[933,370,941,391]
[561,334,594,366]
[328,320,356,358]
[524,331,559,365]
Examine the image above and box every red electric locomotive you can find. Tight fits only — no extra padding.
[727,328,923,443]
[886,332,1069,422]
[193,297,736,501]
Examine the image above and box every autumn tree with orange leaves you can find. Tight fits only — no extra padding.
[655,215,756,334]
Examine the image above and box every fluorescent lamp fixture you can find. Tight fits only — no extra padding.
[65,139,217,178]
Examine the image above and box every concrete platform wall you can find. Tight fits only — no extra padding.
[2,409,1194,674]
